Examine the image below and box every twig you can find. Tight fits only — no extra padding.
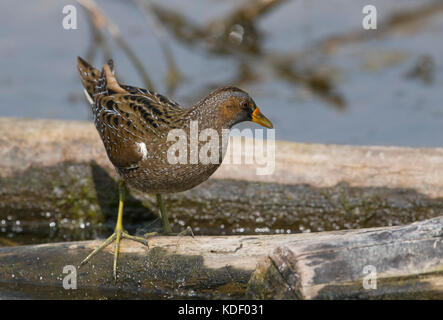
[151,1,344,108]
[82,6,112,62]
[77,0,155,90]
[320,1,443,53]
[135,0,183,95]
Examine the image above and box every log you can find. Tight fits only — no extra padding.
[248,216,443,299]
[2,117,443,196]
[0,117,443,298]
[1,117,443,242]
[0,216,442,299]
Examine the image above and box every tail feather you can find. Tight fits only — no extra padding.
[77,57,128,105]
[77,56,101,101]
[100,59,127,95]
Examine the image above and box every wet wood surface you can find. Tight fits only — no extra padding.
[2,117,443,198]
[0,216,441,299]
[248,216,443,299]
[0,117,443,298]
[1,117,443,239]
[0,118,443,197]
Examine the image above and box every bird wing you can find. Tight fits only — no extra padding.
[94,93,182,170]
[119,83,181,109]
[78,57,185,170]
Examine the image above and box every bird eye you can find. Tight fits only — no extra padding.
[242,102,249,109]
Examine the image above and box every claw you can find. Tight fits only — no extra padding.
[79,231,150,279]
[178,226,195,237]
[143,225,195,238]
[79,233,116,267]
[80,186,192,280]
[79,181,150,280]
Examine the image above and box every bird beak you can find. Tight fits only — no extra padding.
[252,107,273,129]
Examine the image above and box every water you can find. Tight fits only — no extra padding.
[1,0,442,147]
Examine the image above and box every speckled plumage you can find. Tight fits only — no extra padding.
[77,57,272,194]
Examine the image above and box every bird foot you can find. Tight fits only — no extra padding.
[144,226,194,238]
[79,230,149,281]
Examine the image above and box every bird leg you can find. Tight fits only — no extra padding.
[79,181,149,280]
[143,193,194,237]
[157,193,172,234]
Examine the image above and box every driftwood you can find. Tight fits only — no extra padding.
[0,117,443,298]
[2,117,443,196]
[0,216,442,299]
[1,117,443,240]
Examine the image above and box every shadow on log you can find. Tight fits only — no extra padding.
[0,216,442,299]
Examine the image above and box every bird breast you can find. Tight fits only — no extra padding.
[119,127,230,193]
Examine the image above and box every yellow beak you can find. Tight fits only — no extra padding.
[252,107,273,129]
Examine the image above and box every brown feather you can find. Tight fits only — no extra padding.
[76,57,267,193]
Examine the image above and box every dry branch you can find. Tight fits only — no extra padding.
[77,0,155,90]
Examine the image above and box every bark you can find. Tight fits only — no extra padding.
[1,117,443,241]
[1,117,443,298]
[0,216,441,299]
[248,216,443,299]
[2,117,443,198]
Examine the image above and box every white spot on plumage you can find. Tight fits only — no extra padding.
[136,142,148,160]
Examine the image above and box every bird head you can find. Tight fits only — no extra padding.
[211,87,273,129]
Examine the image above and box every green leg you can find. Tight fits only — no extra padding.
[79,181,149,280]
[156,193,172,234]
[144,194,194,237]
